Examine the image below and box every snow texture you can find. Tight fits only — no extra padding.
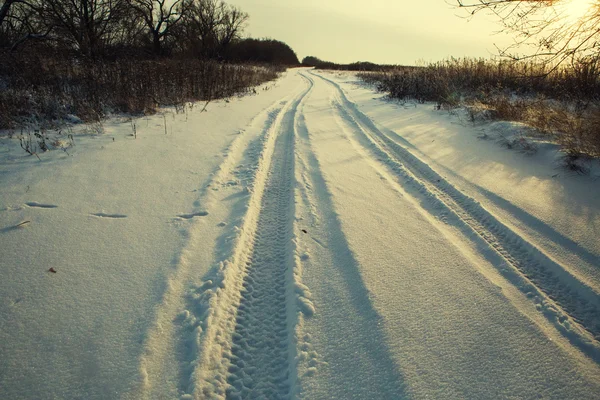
[1,69,599,399]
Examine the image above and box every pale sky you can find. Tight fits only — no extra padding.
[228,0,518,65]
[228,0,593,65]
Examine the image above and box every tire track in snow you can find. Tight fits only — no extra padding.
[293,73,407,398]
[130,86,306,400]
[224,100,296,399]
[187,80,314,399]
[310,70,600,361]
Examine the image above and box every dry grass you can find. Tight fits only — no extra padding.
[0,52,283,129]
[360,58,600,158]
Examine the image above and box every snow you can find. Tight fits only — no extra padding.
[1,68,599,399]
[296,70,600,398]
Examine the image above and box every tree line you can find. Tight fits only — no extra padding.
[0,0,299,129]
[0,0,298,64]
[301,56,396,72]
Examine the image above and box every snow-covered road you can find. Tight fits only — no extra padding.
[1,68,599,399]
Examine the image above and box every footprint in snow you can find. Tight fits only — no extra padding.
[1,205,24,212]
[91,213,128,219]
[177,211,209,219]
[25,202,58,209]
[1,220,30,233]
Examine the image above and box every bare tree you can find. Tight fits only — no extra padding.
[182,0,247,59]
[456,0,600,66]
[1,1,53,49]
[0,1,36,40]
[186,0,220,58]
[1,1,25,45]
[2,0,250,58]
[130,0,190,55]
[33,0,127,58]
[0,0,19,27]
[218,3,248,50]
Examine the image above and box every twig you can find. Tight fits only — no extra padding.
[131,119,137,139]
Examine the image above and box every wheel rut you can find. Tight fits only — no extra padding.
[132,78,311,400]
[224,118,296,399]
[309,70,600,361]
[189,79,313,399]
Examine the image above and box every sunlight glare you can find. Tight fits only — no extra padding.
[562,0,594,22]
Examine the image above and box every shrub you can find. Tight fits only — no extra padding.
[360,57,600,157]
[0,52,283,128]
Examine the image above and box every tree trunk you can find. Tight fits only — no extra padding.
[153,30,161,55]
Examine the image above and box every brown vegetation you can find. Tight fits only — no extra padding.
[0,0,296,129]
[359,58,600,158]
[0,50,282,128]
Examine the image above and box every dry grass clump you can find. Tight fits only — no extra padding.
[547,107,600,157]
[359,66,456,105]
[466,98,600,157]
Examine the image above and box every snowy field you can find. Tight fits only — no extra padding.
[1,68,599,399]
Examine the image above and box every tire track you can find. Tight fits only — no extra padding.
[189,80,313,399]
[224,102,296,399]
[293,73,408,398]
[309,70,600,361]
[130,85,307,400]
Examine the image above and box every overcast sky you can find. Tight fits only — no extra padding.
[227,0,518,65]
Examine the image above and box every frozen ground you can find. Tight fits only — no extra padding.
[1,68,599,399]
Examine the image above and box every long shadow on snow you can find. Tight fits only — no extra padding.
[311,70,600,361]
[326,70,600,271]
[296,76,407,398]
[349,97,600,272]
[472,183,600,270]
